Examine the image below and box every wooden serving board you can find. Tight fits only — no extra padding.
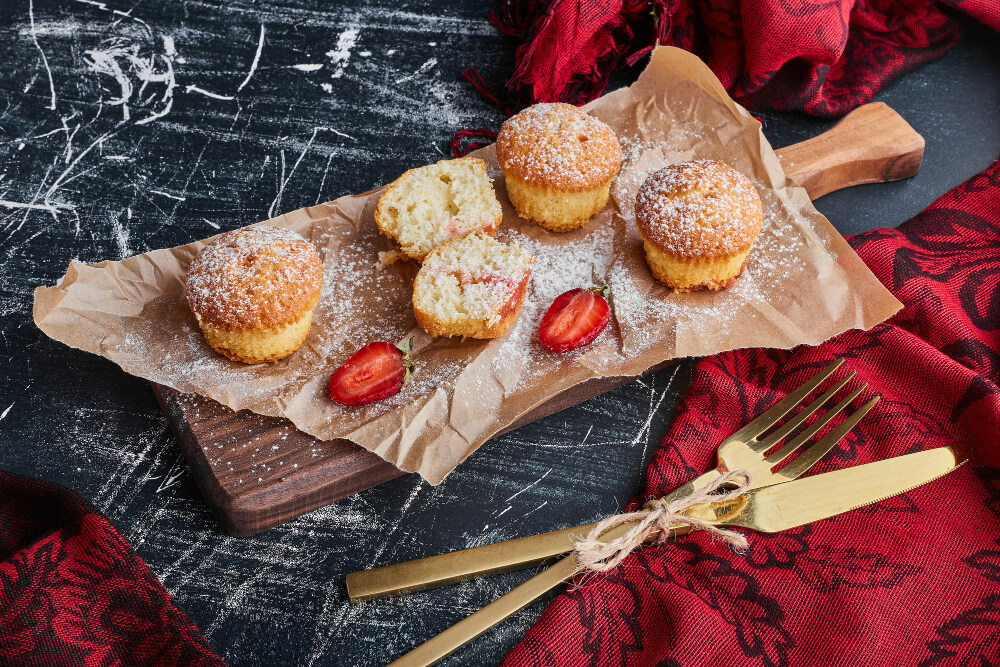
[153,103,923,537]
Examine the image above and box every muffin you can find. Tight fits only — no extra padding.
[185,225,324,363]
[412,232,533,339]
[375,157,503,262]
[496,103,621,232]
[635,160,764,292]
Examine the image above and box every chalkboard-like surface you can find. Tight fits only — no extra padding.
[2,0,998,663]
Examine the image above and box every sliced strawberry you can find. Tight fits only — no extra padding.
[539,285,610,353]
[329,338,413,405]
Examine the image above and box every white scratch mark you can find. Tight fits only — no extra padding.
[291,63,323,72]
[183,86,232,101]
[186,24,265,100]
[203,218,219,229]
[0,199,71,213]
[0,403,13,421]
[268,126,321,217]
[236,25,266,92]
[110,210,130,258]
[84,35,177,125]
[505,467,553,504]
[637,368,680,465]
[395,57,437,84]
[28,0,57,110]
[314,151,335,205]
[325,27,358,79]
[26,127,63,140]
[156,454,187,493]
[2,152,58,236]
[327,128,355,140]
[520,500,549,521]
[44,122,126,217]
[74,0,150,28]
[149,189,186,201]
[59,115,79,164]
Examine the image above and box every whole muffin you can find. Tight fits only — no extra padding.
[185,226,324,363]
[635,160,764,292]
[412,232,533,339]
[375,157,502,262]
[496,103,621,232]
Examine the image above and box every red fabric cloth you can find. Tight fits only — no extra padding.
[474,0,1000,117]
[504,156,1000,665]
[0,471,225,666]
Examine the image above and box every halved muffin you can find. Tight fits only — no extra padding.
[375,157,502,262]
[412,232,533,339]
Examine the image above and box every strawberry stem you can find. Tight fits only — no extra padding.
[591,284,610,297]
[398,337,415,386]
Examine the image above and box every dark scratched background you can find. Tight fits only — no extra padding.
[1,2,998,664]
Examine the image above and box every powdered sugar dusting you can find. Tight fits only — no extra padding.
[186,225,323,329]
[496,103,622,188]
[634,160,763,257]
[76,65,854,487]
[607,132,828,357]
[490,221,618,390]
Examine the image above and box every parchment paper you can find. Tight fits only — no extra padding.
[33,47,902,484]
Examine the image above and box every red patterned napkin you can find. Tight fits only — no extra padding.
[0,471,225,666]
[504,156,1000,665]
[471,0,1000,116]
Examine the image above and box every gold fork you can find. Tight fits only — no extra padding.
[348,357,879,602]
[387,446,958,666]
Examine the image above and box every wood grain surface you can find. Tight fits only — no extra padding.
[3,0,999,664]
[155,103,924,537]
[775,102,925,199]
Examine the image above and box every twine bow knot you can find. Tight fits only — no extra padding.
[573,470,753,573]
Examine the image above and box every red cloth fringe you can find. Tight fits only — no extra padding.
[450,128,500,159]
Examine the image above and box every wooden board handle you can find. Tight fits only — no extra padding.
[775,102,924,199]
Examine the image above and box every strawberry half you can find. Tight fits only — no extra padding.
[329,338,413,405]
[539,285,610,353]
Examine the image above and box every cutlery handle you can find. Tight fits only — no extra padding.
[387,554,579,666]
[388,521,692,666]
[346,471,718,602]
[347,521,598,602]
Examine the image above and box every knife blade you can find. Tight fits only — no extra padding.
[386,447,960,666]
[686,446,960,531]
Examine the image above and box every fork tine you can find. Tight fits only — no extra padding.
[749,371,856,453]
[727,358,845,444]
[763,381,865,463]
[774,395,881,481]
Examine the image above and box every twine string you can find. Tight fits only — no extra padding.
[573,469,753,573]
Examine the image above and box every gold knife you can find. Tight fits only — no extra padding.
[384,447,959,666]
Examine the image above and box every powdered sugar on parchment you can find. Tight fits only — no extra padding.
[35,46,898,488]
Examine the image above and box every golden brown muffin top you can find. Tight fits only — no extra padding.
[635,160,764,259]
[495,103,621,190]
[185,226,323,331]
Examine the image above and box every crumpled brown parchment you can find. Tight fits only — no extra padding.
[33,47,902,484]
